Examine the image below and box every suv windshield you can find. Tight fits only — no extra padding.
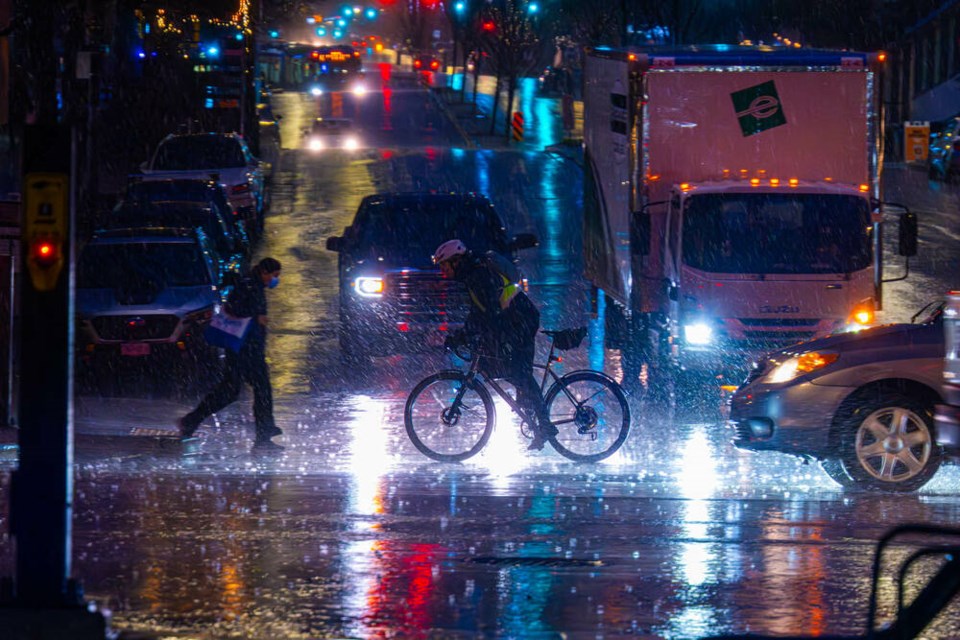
[354,198,507,262]
[78,242,211,288]
[153,137,246,170]
[682,193,872,274]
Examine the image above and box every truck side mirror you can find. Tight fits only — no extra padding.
[631,210,650,256]
[326,236,343,252]
[898,211,918,257]
[509,233,539,251]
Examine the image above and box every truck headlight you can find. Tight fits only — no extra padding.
[684,322,713,346]
[354,276,384,298]
[763,351,839,384]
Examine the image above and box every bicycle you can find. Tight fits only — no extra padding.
[404,327,631,463]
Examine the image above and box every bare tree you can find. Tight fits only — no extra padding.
[479,0,541,139]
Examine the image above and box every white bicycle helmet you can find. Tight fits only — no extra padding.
[433,239,468,264]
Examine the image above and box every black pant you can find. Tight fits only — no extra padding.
[479,315,548,429]
[182,341,276,440]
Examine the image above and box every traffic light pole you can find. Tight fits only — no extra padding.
[0,126,106,638]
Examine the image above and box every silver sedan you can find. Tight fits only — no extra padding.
[729,303,948,492]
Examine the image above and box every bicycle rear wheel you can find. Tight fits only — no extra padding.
[544,370,630,462]
[405,371,495,462]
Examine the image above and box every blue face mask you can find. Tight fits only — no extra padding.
[268,276,280,289]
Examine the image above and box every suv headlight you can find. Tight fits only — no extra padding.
[762,351,839,384]
[354,276,384,298]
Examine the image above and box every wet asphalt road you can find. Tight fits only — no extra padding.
[2,68,960,639]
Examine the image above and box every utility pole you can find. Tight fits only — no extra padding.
[0,0,106,637]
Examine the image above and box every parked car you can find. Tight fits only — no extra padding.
[104,201,247,281]
[325,192,538,360]
[76,227,224,371]
[303,118,360,152]
[140,132,266,236]
[123,177,250,253]
[729,301,949,492]
[935,291,960,455]
[927,116,960,181]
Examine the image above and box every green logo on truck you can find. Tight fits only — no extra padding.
[731,80,786,136]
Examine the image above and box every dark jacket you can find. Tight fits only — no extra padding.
[457,253,538,340]
[226,273,268,346]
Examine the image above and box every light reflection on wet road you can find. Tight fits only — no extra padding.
[2,70,960,638]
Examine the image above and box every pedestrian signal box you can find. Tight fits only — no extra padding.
[24,172,68,292]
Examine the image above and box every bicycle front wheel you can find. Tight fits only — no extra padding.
[545,370,630,462]
[405,371,495,462]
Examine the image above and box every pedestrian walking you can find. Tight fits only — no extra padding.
[178,257,284,451]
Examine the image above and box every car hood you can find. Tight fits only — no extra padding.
[77,286,218,316]
[774,321,942,356]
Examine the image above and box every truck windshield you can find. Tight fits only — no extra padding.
[682,193,872,274]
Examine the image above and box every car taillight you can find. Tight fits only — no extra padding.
[430,60,439,71]
[414,60,422,69]
[232,183,251,194]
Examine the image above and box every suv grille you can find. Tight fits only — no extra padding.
[386,271,470,322]
[91,315,180,341]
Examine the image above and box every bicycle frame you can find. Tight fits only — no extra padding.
[454,339,597,429]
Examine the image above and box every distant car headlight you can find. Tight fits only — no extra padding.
[308,137,324,151]
[310,86,323,96]
[343,136,360,150]
[352,84,367,96]
[763,351,840,384]
[354,276,384,298]
[683,322,713,346]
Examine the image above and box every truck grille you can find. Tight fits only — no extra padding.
[386,271,470,323]
[738,318,821,327]
[91,315,180,341]
[742,330,817,341]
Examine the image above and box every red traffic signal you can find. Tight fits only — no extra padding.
[32,239,59,266]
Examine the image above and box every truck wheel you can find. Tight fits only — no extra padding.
[834,391,942,492]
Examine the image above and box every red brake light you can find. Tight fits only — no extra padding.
[414,60,422,69]
[430,60,439,70]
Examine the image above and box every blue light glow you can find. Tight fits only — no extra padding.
[365,8,377,19]
[206,45,220,57]
[234,32,244,41]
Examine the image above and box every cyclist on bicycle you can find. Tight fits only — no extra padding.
[434,239,559,450]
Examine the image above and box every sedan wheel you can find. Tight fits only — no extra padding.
[837,392,942,492]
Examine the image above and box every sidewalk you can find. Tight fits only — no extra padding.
[429,73,583,160]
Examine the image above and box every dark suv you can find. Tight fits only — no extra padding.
[326,192,537,359]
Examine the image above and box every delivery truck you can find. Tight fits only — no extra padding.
[582,45,917,379]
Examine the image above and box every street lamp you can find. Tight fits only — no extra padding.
[528,2,539,14]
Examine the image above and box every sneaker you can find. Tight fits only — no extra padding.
[177,417,197,441]
[262,426,283,439]
[252,439,285,453]
[527,422,559,451]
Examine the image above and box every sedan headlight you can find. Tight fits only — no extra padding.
[343,136,360,150]
[354,276,384,298]
[683,322,714,346]
[762,351,839,384]
[308,137,324,151]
